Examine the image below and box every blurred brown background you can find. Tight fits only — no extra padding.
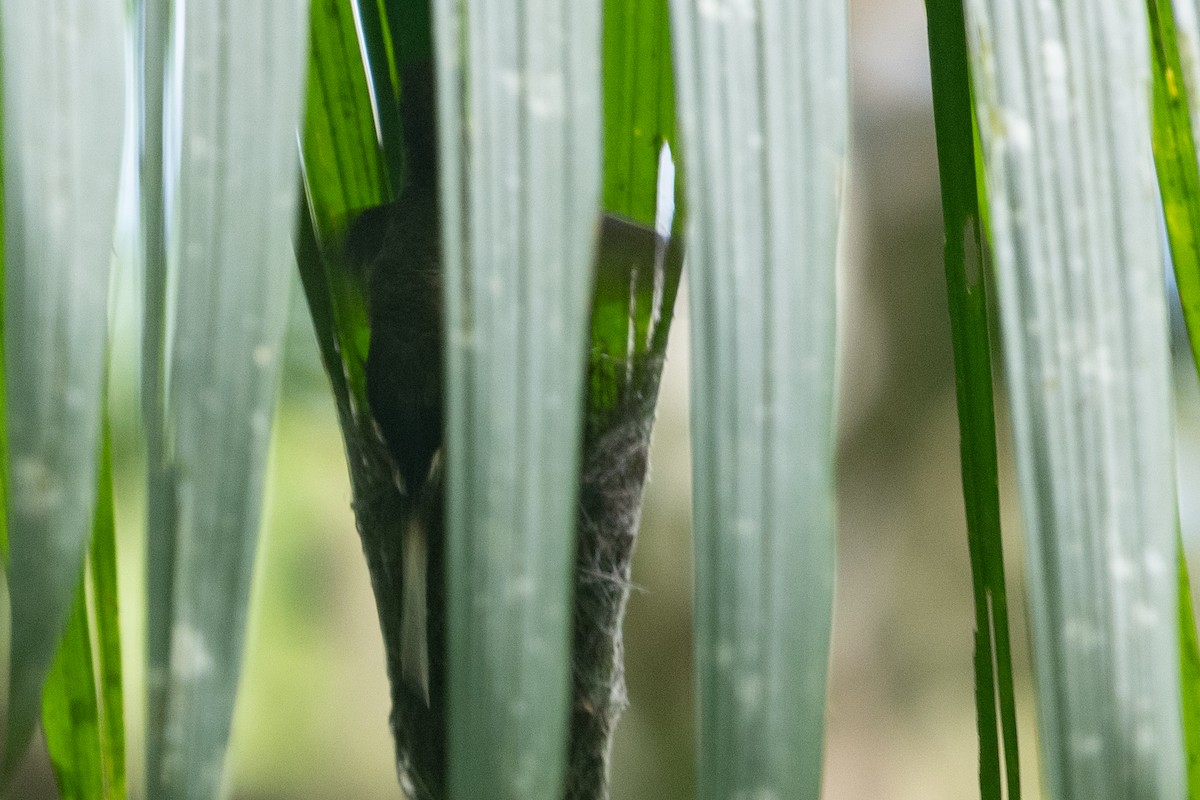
[20,0,1200,797]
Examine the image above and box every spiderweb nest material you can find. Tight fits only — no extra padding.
[566,351,666,800]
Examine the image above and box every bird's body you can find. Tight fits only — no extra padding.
[356,194,442,497]
[345,59,443,703]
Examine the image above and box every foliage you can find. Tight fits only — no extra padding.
[6,2,1200,800]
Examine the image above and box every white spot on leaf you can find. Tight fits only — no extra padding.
[1042,39,1067,81]
[171,624,215,680]
[253,344,274,367]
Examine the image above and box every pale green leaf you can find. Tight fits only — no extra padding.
[430,0,604,796]
[965,2,1185,797]
[668,0,847,797]
[142,4,311,797]
[1,0,125,772]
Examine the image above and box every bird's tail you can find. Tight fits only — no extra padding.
[400,509,430,704]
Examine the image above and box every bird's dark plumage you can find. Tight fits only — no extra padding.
[344,60,443,703]
[346,59,443,497]
[354,198,441,496]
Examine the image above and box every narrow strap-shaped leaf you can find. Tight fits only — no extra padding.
[298,0,389,405]
[89,424,124,799]
[135,1,175,788]
[1142,12,1200,787]
[1,0,125,772]
[964,1,1185,797]
[924,2,1021,797]
[602,0,676,227]
[669,0,847,796]
[1150,0,1200,369]
[1178,543,1200,797]
[430,0,603,795]
[302,0,392,239]
[354,0,405,194]
[42,422,125,800]
[42,582,101,800]
[143,4,312,797]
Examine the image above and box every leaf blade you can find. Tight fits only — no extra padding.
[42,421,125,800]
[965,1,1186,796]
[1,0,125,771]
[430,0,605,795]
[668,0,848,796]
[41,582,101,800]
[1149,0,1200,372]
[924,2,1022,797]
[142,5,312,796]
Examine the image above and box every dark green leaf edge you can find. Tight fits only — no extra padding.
[1179,541,1200,799]
[1145,4,1200,794]
[925,3,1021,798]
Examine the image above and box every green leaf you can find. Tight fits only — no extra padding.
[133,3,173,791]
[0,1,125,773]
[88,428,124,800]
[302,0,393,235]
[42,584,100,800]
[1145,6,1200,794]
[669,0,847,796]
[965,1,1185,797]
[42,424,125,800]
[430,0,604,795]
[590,0,679,427]
[924,2,1021,798]
[142,4,312,797]
[1149,0,1200,375]
[298,0,390,401]
[354,0,405,195]
[1178,544,1200,798]
[602,0,675,227]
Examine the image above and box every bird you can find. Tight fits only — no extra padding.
[344,58,442,704]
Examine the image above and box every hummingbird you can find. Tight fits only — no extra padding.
[344,59,442,703]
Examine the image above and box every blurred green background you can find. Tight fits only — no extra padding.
[10,0,1200,797]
